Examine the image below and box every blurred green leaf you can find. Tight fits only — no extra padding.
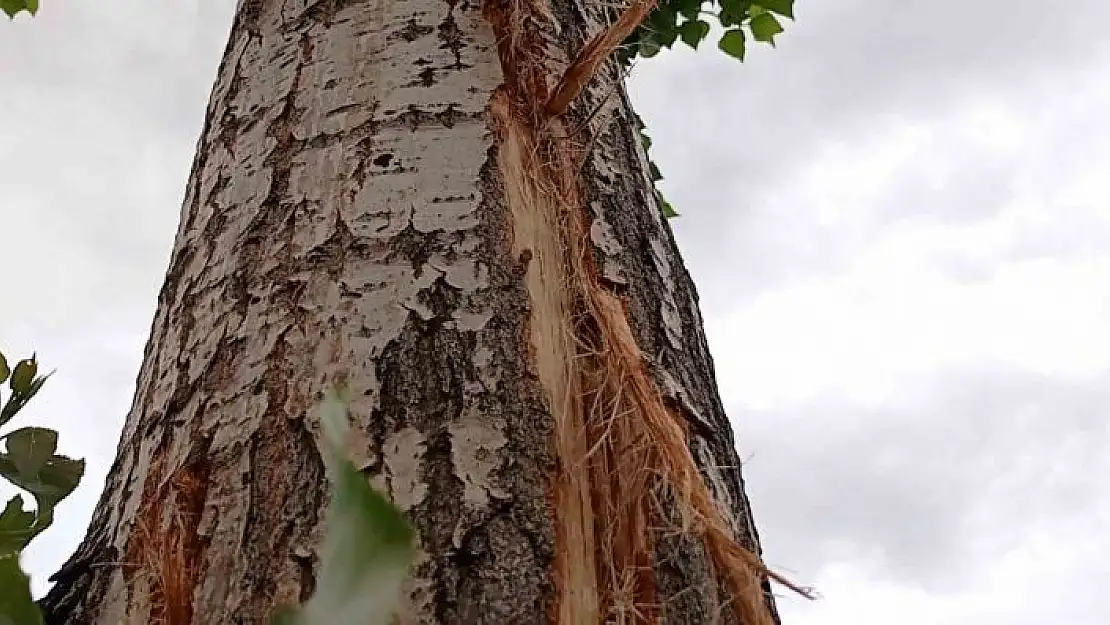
[1,0,39,19]
[0,352,9,384]
[9,358,36,396]
[753,0,794,19]
[678,19,711,49]
[655,189,680,219]
[639,33,662,58]
[0,496,36,557]
[719,0,747,27]
[0,553,43,625]
[718,28,747,61]
[0,452,84,507]
[272,388,415,625]
[676,0,701,21]
[0,450,84,540]
[1,370,52,428]
[646,5,678,35]
[4,427,58,479]
[749,12,784,45]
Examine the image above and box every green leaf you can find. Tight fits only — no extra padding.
[649,161,664,182]
[646,5,678,35]
[718,29,747,61]
[639,37,662,58]
[0,451,84,539]
[719,0,748,27]
[0,453,84,507]
[0,352,9,385]
[753,0,794,19]
[273,388,415,625]
[654,189,679,219]
[678,19,711,50]
[0,553,43,625]
[4,428,58,480]
[0,496,36,557]
[749,12,784,45]
[0,371,51,428]
[9,358,36,395]
[676,0,702,21]
[658,28,679,49]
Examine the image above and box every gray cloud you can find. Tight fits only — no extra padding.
[735,367,1110,594]
[627,0,1110,306]
[2,3,236,330]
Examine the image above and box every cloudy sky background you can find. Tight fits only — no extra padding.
[3,2,1109,623]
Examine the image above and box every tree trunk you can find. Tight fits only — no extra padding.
[40,1,782,624]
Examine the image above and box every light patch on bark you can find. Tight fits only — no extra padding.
[383,426,429,512]
[97,572,135,625]
[649,237,684,350]
[450,308,495,332]
[589,201,628,286]
[449,409,510,508]
[396,548,436,624]
[692,439,742,539]
[429,255,490,290]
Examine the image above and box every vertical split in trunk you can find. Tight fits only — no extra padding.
[490,91,603,624]
[486,0,806,623]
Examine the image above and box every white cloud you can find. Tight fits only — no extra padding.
[777,506,1110,625]
[709,243,1110,408]
[694,61,1110,408]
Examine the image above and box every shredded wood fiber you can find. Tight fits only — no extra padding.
[485,0,812,623]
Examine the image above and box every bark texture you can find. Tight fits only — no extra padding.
[41,1,780,624]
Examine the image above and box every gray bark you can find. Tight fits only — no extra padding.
[40,1,779,623]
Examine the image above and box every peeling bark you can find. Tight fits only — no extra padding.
[40,1,781,624]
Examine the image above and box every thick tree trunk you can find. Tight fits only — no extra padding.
[41,1,781,624]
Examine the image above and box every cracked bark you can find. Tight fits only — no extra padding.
[40,1,780,624]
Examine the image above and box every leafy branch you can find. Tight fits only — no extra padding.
[0,351,86,625]
[618,0,796,218]
[619,0,795,64]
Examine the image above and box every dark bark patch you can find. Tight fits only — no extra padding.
[437,5,467,69]
[394,18,436,42]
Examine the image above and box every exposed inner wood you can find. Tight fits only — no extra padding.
[487,0,808,623]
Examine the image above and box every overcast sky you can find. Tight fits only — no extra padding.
[3,2,1109,624]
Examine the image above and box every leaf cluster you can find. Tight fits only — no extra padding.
[0,351,85,625]
[618,0,794,64]
[622,1,795,219]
